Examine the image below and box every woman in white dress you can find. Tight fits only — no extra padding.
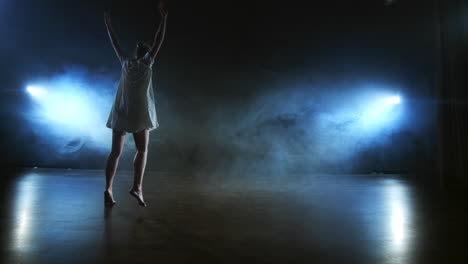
[103,2,168,207]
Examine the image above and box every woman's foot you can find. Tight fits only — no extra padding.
[129,188,147,207]
[104,190,116,205]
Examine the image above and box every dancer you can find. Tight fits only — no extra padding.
[103,1,168,207]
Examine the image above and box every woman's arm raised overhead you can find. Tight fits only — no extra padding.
[104,11,126,62]
[148,1,168,60]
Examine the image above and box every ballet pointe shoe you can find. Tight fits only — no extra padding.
[129,189,147,207]
[104,191,116,206]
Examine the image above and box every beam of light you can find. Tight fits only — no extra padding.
[386,96,401,105]
[26,86,45,97]
[306,85,406,164]
[326,89,404,136]
[23,68,117,153]
[357,92,404,133]
[226,82,409,175]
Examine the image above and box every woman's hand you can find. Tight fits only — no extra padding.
[104,11,112,26]
[159,1,168,17]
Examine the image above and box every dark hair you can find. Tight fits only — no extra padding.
[135,41,150,58]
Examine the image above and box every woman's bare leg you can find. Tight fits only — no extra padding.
[104,129,126,204]
[129,129,149,207]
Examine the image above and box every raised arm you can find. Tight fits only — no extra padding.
[104,12,126,62]
[148,2,168,60]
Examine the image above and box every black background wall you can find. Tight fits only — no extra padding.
[437,0,468,188]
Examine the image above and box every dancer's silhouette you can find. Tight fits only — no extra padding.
[103,1,168,207]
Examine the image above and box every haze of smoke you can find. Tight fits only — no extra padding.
[21,66,122,159]
[19,66,409,175]
[185,81,406,179]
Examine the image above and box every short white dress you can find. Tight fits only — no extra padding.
[106,52,159,133]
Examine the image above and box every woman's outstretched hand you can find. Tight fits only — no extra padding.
[159,1,168,17]
[104,11,112,26]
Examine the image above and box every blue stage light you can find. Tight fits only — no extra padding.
[24,74,113,153]
[359,93,403,132]
[26,86,45,97]
[386,96,401,105]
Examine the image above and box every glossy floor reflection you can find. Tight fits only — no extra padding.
[0,168,466,264]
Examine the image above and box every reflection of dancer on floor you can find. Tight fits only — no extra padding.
[103,2,168,207]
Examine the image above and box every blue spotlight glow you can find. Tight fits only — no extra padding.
[26,86,45,97]
[359,93,403,132]
[24,68,116,153]
[308,87,406,163]
[386,96,401,105]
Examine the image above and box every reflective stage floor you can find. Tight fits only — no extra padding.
[0,168,466,264]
